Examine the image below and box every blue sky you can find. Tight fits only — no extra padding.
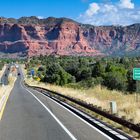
[0,0,88,18]
[0,0,140,25]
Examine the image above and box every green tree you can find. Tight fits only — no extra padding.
[127,70,136,92]
[79,68,92,81]
[43,63,75,86]
[104,72,127,91]
[92,62,105,77]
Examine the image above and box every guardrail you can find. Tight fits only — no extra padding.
[25,83,140,134]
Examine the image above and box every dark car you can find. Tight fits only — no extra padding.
[18,73,21,76]
[5,74,7,76]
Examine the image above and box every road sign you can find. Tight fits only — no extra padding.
[133,68,140,80]
[30,69,35,76]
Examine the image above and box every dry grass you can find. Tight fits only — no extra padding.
[0,65,6,78]
[22,64,140,138]
[25,78,140,124]
[0,66,16,100]
[0,77,16,99]
[21,64,140,124]
[0,65,7,99]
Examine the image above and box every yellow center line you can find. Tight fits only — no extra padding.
[0,90,11,120]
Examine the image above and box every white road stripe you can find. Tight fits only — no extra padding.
[26,85,114,140]
[21,82,77,140]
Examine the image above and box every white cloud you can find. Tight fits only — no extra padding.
[119,0,134,9]
[85,3,100,17]
[78,0,139,25]
[101,4,118,13]
[37,16,45,19]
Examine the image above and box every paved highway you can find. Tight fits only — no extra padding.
[1,65,10,85]
[0,66,112,140]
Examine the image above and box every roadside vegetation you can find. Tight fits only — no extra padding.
[0,75,16,98]
[25,78,140,123]
[0,61,5,71]
[0,58,25,71]
[25,55,138,92]
[24,55,140,126]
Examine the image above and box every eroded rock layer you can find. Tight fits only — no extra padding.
[0,16,140,57]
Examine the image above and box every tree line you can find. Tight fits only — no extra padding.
[26,55,139,93]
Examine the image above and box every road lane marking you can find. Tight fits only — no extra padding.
[21,83,77,140]
[0,90,11,120]
[26,86,113,140]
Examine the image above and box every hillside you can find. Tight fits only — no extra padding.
[0,16,140,57]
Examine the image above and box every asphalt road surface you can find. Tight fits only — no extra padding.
[0,65,10,85]
[0,67,112,140]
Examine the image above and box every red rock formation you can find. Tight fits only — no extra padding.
[0,17,140,57]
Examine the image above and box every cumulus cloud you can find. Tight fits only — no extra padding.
[85,3,100,17]
[78,0,139,25]
[119,0,134,9]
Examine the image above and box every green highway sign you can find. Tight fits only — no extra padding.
[133,68,140,80]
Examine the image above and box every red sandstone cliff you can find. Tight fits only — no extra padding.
[0,16,140,57]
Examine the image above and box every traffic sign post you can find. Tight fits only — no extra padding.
[133,68,140,80]
[133,68,140,102]
[30,69,35,77]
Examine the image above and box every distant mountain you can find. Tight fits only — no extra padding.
[0,16,140,58]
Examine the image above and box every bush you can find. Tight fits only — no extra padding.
[76,67,92,81]
[127,70,136,92]
[43,63,75,86]
[92,62,105,77]
[38,66,45,71]
[104,72,127,91]
[0,63,4,70]
[26,55,138,92]
[77,77,103,88]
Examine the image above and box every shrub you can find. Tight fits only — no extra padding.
[43,63,75,86]
[104,72,127,91]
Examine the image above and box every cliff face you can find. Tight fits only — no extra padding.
[0,17,140,57]
[82,24,140,56]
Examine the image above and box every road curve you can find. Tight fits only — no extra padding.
[0,68,111,140]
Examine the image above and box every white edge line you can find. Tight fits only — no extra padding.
[22,84,114,140]
[20,81,77,140]
[37,90,114,140]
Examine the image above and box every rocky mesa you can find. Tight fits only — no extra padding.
[0,16,140,57]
